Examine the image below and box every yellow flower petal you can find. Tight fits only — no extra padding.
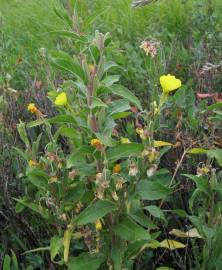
[27,103,37,114]
[95,219,102,231]
[90,138,102,148]
[28,160,38,167]
[113,164,121,173]
[160,74,182,93]
[55,92,68,106]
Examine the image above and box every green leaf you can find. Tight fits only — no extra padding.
[160,239,186,250]
[11,250,19,270]
[112,216,151,242]
[187,148,208,154]
[83,8,107,30]
[130,212,157,230]
[17,121,29,147]
[110,84,142,111]
[156,267,175,270]
[14,198,50,219]
[27,115,77,128]
[182,174,210,194]
[59,127,78,139]
[207,102,222,111]
[22,246,50,255]
[49,115,76,125]
[111,239,126,270]
[64,229,72,263]
[104,61,119,73]
[107,99,131,116]
[76,200,117,225]
[50,235,63,261]
[67,146,93,168]
[107,143,143,161]
[208,149,222,166]
[13,147,29,161]
[48,30,86,42]
[125,240,159,260]
[26,168,49,190]
[91,97,108,109]
[68,253,106,270]
[137,181,171,200]
[167,209,188,218]
[3,255,11,270]
[50,53,86,82]
[103,75,120,87]
[95,133,117,147]
[112,112,132,119]
[144,205,166,222]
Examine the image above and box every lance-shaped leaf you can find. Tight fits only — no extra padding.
[68,253,106,270]
[112,216,151,242]
[76,200,117,225]
[110,84,142,111]
[137,181,171,200]
[107,143,143,161]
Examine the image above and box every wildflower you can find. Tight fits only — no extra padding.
[28,159,38,167]
[120,137,131,144]
[136,127,144,136]
[75,202,83,213]
[142,148,159,162]
[91,138,102,148]
[88,64,95,74]
[95,173,103,184]
[68,170,77,179]
[116,178,124,190]
[39,47,46,58]
[59,213,67,221]
[136,128,149,140]
[50,176,58,183]
[54,92,68,106]
[197,166,210,177]
[27,103,37,114]
[112,191,119,201]
[95,188,104,200]
[147,164,158,177]
[160,74,182,94]
[129,164,138,176]
[95,220,102,231]
[140,40,160,58]
[113,164,121,174]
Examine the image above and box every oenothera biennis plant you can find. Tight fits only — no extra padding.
[16,29,185,270]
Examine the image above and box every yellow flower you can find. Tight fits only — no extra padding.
[160,74,182,93]
[120,137,131,144]
[113,164,121,174]
[95,219,102,231]
[88,64,95,73]
[27,103,37,114]
[54,92,68,106]
[136,128,144,135]
[28,160,38,167]
[90,138,102,148]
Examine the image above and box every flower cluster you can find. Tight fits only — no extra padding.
[140,39,160,58]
